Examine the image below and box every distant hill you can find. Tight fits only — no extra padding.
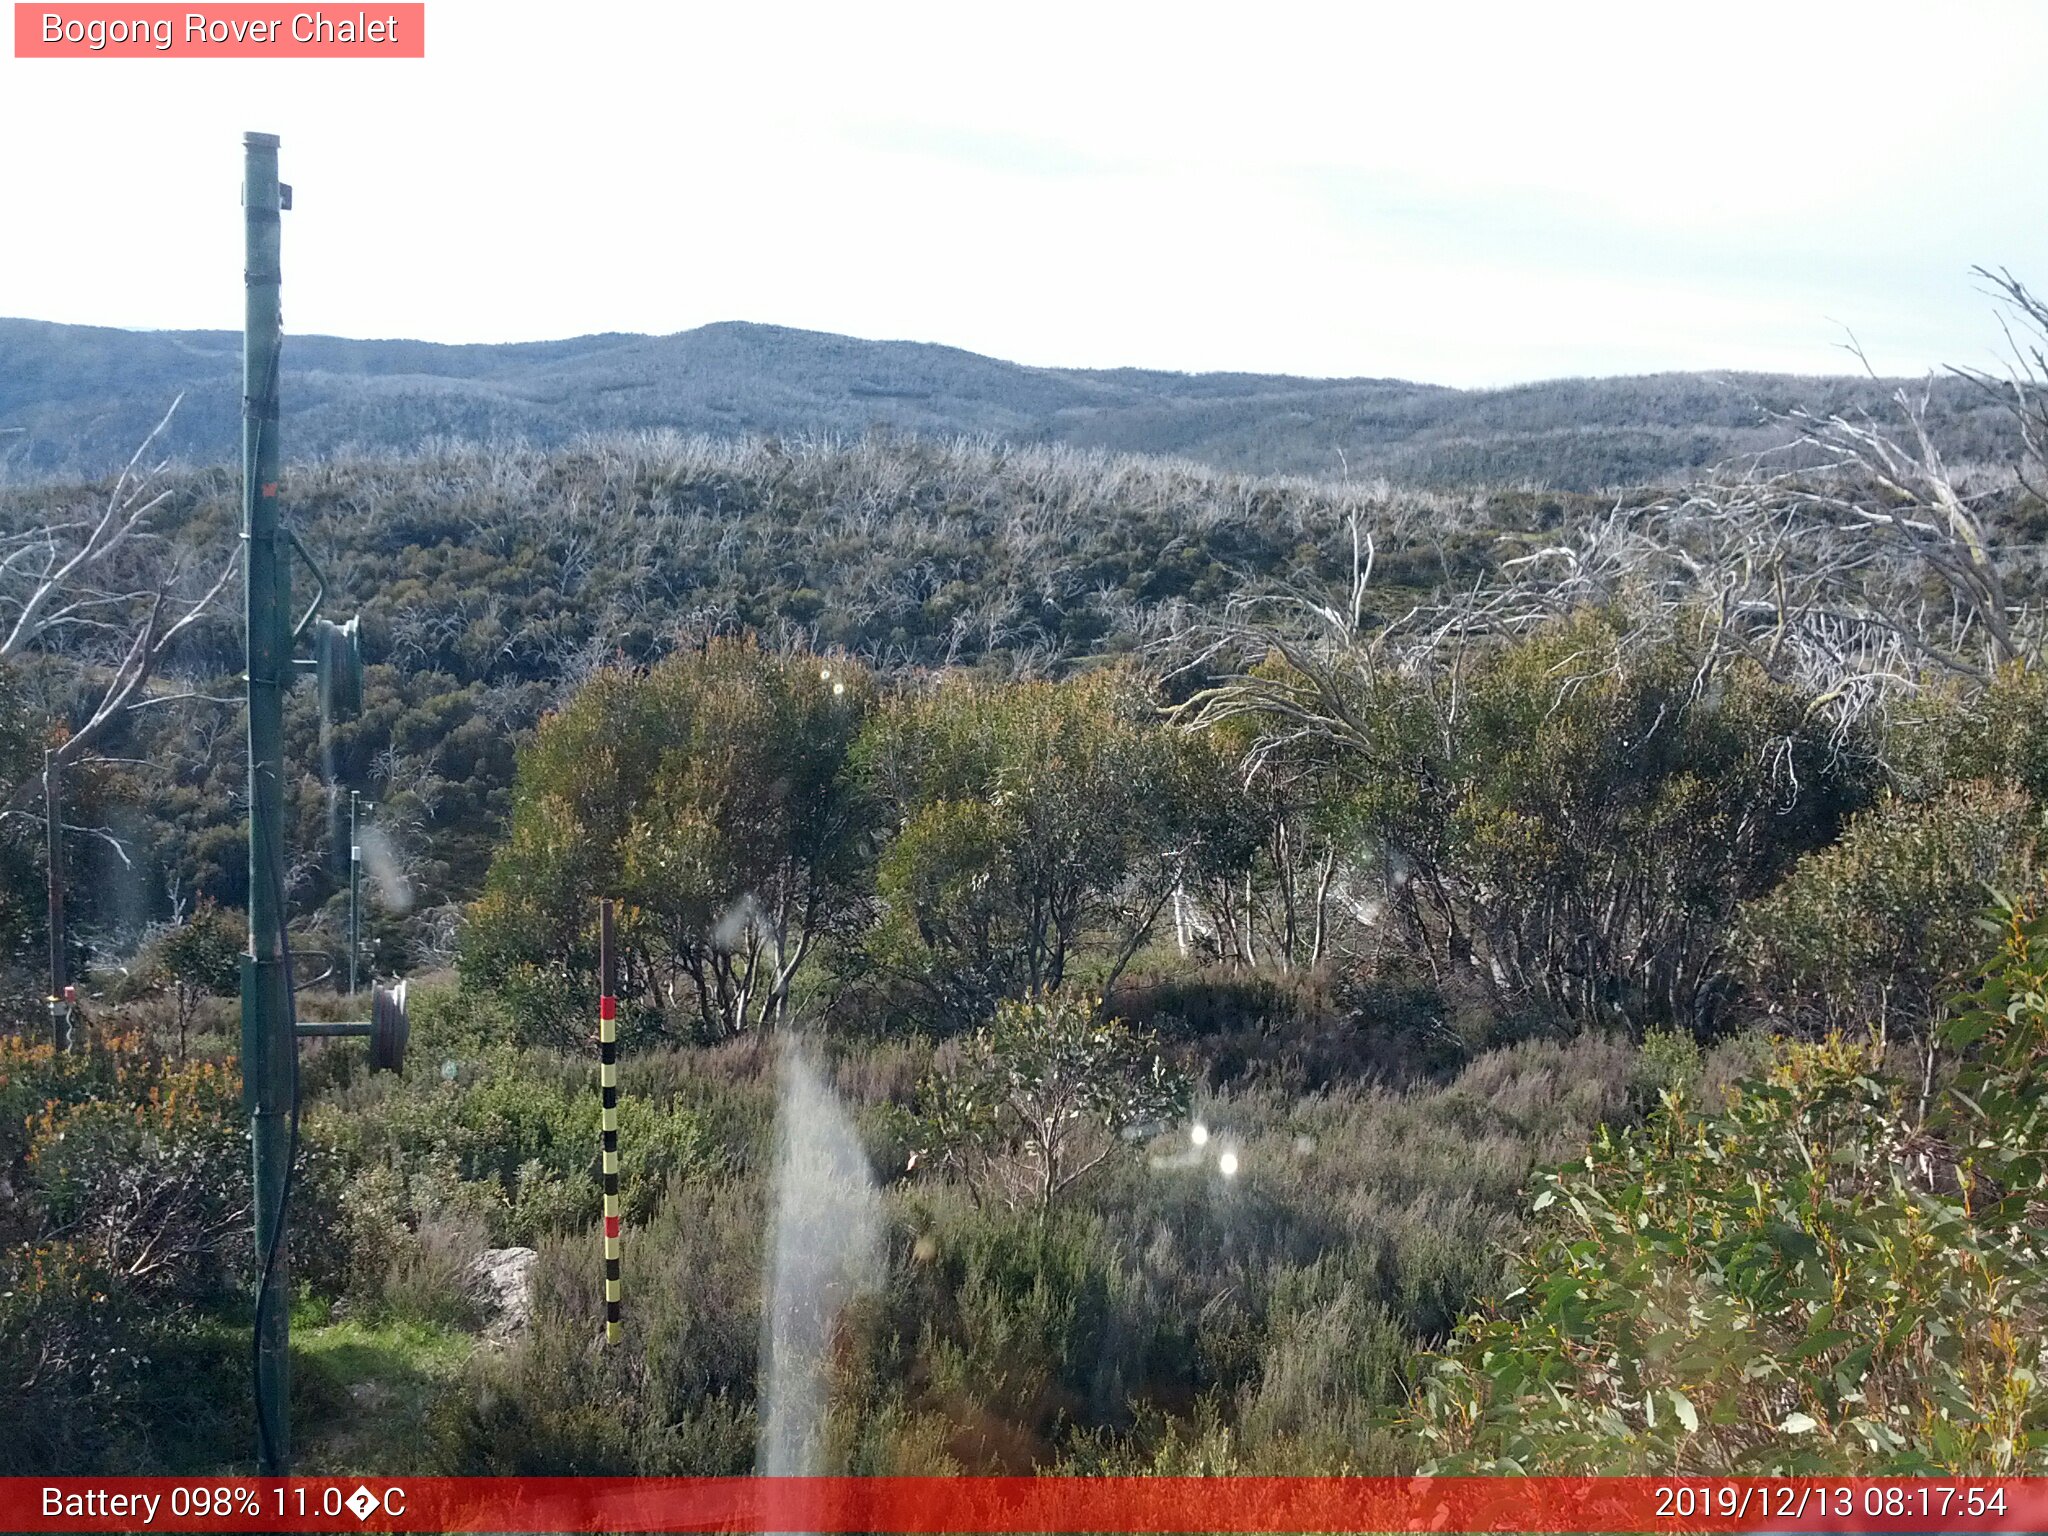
[0,316,2014,490]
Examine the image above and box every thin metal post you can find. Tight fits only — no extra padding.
[348,790,361,996]
[240,129,293,1476]
[44,749,67,1051]
[600,899,621,1342]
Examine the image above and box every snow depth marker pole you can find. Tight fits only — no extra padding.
[600,898,622,1343]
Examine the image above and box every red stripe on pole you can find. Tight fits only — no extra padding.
[0,1478,2042,1532]
[600,995,616,1020]
[605,1215,620,1238]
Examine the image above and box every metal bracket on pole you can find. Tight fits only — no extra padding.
[291,980,407,1071]
[285,527,327,641]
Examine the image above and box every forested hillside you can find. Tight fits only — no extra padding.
[0,315,2018,489]
[0,433,1638,965]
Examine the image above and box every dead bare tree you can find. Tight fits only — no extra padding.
[0,398,239,805]
[1957,266,2048,511]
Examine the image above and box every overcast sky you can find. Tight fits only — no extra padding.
[3,1,2043,386]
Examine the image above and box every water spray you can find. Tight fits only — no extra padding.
[757,1039,883,1477]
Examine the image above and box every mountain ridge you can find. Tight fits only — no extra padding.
[0,315,2009,490]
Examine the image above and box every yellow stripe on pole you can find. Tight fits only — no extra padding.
[600,898,621,1345]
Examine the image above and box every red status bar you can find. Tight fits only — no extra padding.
[2,1476,2043,1533]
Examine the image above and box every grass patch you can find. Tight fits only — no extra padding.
[292,1317,476,1475]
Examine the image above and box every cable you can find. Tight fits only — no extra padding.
[251,821,301,1473]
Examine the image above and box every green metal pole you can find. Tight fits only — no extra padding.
[240,129,293,1476]
[44,748,68,1051]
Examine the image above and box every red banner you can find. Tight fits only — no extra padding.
[2,1476,2045,1533]
[13,4,424,58]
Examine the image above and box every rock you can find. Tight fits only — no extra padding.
[470,1246,538,1345]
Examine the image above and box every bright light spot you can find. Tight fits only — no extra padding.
[1190,1122,1209,1147]
[1218,1150,1239,1178]
[820,668,833,680]
[833,682,846,696]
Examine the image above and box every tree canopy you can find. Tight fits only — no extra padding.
[461,638,874,1040]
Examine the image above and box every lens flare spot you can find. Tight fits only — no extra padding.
[1218,1150,1239,1178]
[1190,1122,1210,1147]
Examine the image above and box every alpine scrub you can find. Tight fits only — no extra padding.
[1409,901,2048,1474]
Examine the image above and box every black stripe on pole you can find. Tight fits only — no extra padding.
[606,1299,621,1322]
[601,1084,618,1109]
[605,1258,621,1281]
[600,1040,617,1065]
[604,1171,619,1195]
[602,1129,617,1153]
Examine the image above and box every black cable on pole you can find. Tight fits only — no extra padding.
[252,824,301,1472]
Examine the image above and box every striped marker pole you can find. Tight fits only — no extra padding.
[599,898,621,1343]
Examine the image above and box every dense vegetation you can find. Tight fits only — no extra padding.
[6,276,2048,1477]
[1413,905,2048,1474]
[0,433,1625,977]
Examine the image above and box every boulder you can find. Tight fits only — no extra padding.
[469,1246,538,1344]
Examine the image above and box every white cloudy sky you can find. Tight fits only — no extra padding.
[3,1,2043,385]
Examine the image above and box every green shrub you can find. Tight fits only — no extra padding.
[1199,607,1876,1033]
[313,1038,719,1254]
[1408,905,2048,1474]
[857,668,1234,1032]
[124,902,244,1060]
[912,991,1188,1215]
[1630,1025,1703,1111]
[0,1029,263,1472]
[23,1051,248,1303]
[1737,779,2042,1041]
